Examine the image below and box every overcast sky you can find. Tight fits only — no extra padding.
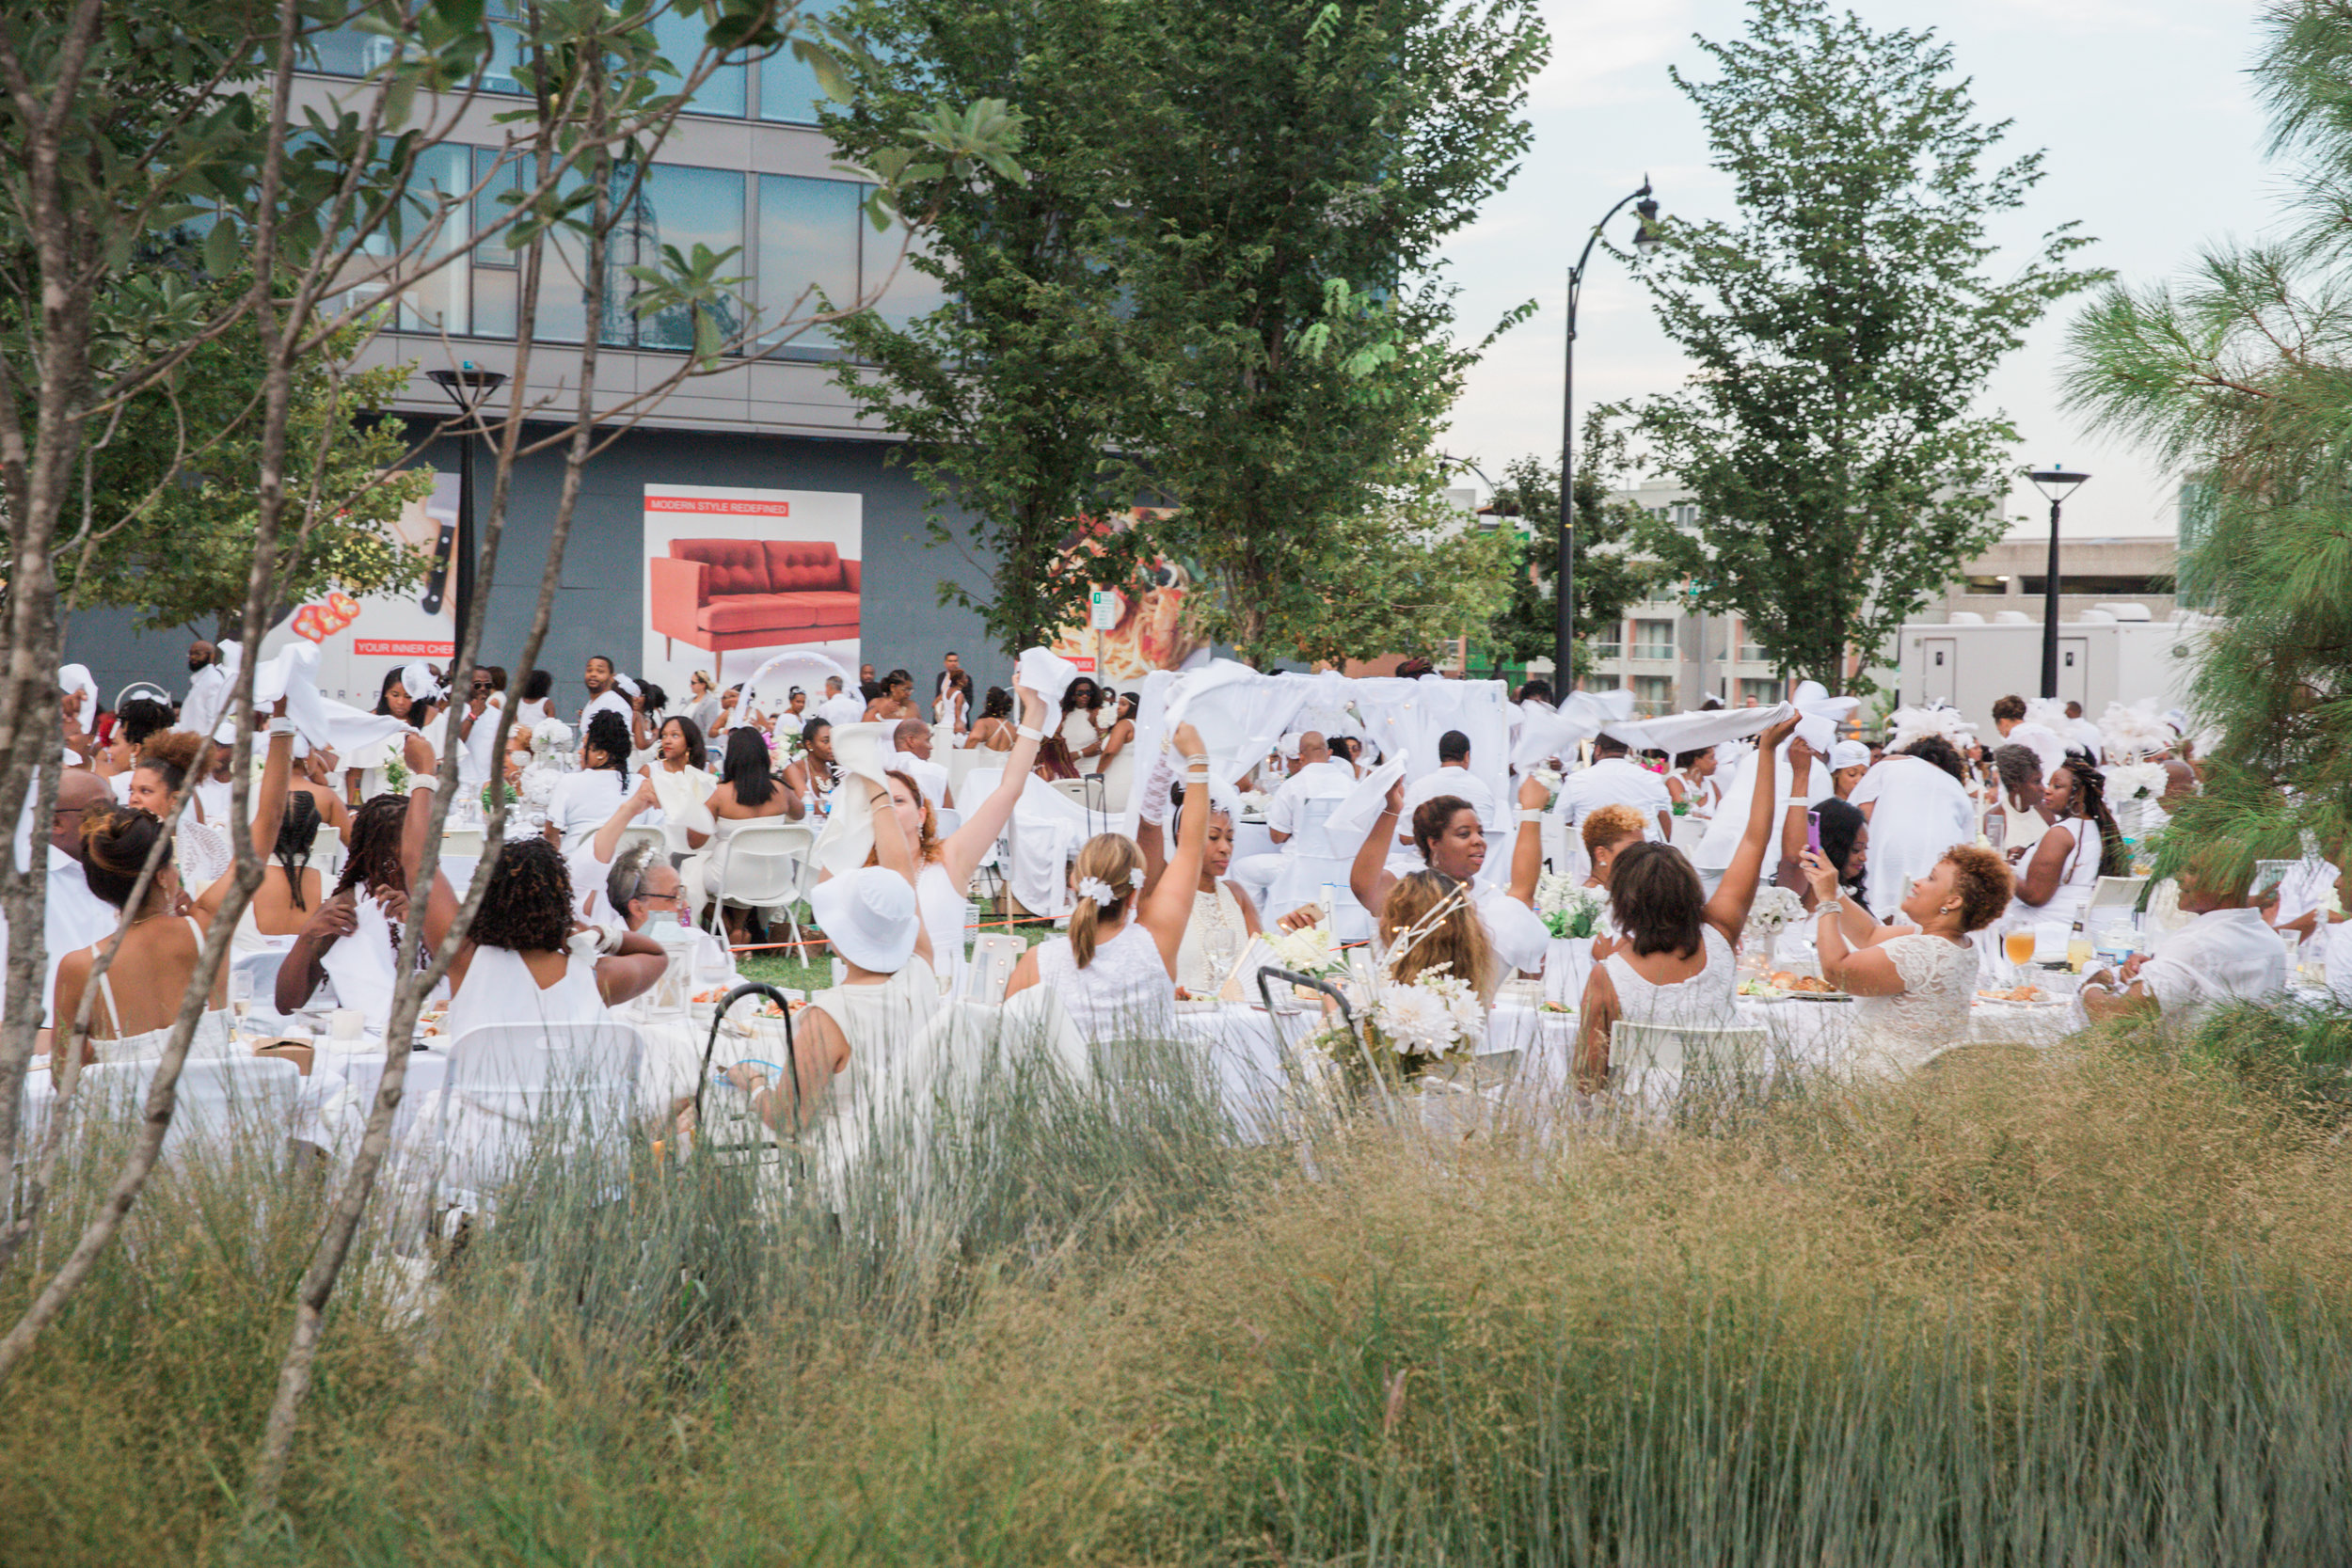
[1440,0,2280,542]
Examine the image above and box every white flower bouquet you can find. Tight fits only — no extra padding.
[1309,965,1483,1085]
[2106,760,2168,802]
[1743,885,1807,945]
[1267,921,1346,978]
[529,718,573,764]
[1536,873,1606,941]
[1236,789,1271,817]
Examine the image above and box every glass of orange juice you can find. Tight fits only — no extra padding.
[2003,928,2037,978]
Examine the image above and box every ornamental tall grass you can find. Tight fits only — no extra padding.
[8,1021,2352,1564]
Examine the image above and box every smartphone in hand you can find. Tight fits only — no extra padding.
[1805,808,1822,856]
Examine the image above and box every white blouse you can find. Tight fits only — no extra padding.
[1846,933,1977,1079]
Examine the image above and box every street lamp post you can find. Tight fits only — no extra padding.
[422,365,509,652]
[1557,180,1665,687]
[2026,465,2090,699]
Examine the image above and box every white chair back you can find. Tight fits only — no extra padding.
[429,1020,644,1195]
[614,824,668,860]
[932,806,963,841]
[1608,1021,1767,1110]
[705,821,816,919]
[2087,875,2149,922]
[1266,796,1369,942]
[965,934,1026,1002]
[310,818,345,879]
[438,825,486,861]
[1000,984,1093,1082]
[75,1056,304,1161]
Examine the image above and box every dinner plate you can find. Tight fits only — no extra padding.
[1787,991,1852,1003]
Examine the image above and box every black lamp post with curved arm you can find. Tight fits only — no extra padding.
[1556,180,1665,685]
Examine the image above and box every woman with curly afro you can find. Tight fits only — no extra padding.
[440,836,668,1034]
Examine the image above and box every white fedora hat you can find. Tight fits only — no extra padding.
[811,865,920,974]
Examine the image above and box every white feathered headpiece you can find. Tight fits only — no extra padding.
[2098,698,2172,760]
[1885,703,1976,752]
[2024,696,2072,733]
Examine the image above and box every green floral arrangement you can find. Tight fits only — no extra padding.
[482,778,518,811]
[385,758,409,795]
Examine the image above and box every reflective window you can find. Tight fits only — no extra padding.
[625,165,747,349]
[650,8,748,118]
[757,3,837,124]
[757,174,862,357]
[865,211,948,332]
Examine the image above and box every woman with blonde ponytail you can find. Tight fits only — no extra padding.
[1008,723,1212,1040]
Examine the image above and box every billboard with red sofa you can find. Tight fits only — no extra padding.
[642,483,862,696]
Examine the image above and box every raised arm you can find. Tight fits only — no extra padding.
[1349,776,1406,917]
[864,770,933,969]
[249,698,294,859]
[937,683,1048,888]
[592,773,662,866]
[396,731,459,953]
[1703,714,1799,941]
[1506,773,1548,908]
[1141,724,1211,970]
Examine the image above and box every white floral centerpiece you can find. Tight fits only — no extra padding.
[2106,760,2168,805]
[1236,788,1271,818]
[1304,890,1486,1089]
[1742,885,1807,948]
[1535,873,1607,941]
[1267,920,1346,978]
[529,717,573,765]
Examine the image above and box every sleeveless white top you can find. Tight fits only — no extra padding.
[2010,817,2099,929]
[1034,922,1175,1042]
[444,943,607,1039]
[1601,923,1739,1031]
[1848,933,1977,1079]
[1175,880,1250,994]
[86,916,237,1064]
[915,861,967,994]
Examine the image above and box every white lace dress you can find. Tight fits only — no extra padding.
[1846,933,1977,1079]
[1034,922,1176,1043]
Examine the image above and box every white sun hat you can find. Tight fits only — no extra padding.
[811,865,919,974]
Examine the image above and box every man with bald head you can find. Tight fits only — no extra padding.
[6,768,122,1034]
[889,718,953,810]
[1265,732,1353,845]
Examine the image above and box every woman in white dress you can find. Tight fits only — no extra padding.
[725,803,941,1147]
[1666,746,1722,823]
[640,714,716,858]
[441,837,668,1036]
[50,804,234,1069]
[1576,714,1798,1089]
[841,686,1049,996]
[346,665,443,803]
[1007,724,1212,1041]
[544,709,634,853]
[963,688,1017,752]
[125,729,232,895]
[273,733,458,1022]
[681,726,797,944]
[1091,690,1139,814]
[1137,783,1264,996]
[1047,676,1104,780]
[1990,743,2050,855]
[2007,756,2122,935]
[513,670,556,728]
[1802,841,2012,1079]
[1349,769,1554,1004]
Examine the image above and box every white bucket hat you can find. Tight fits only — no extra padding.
[811,865,920,974]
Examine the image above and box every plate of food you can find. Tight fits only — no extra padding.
[1976,984,2065,1006]
[1765,970,1850,1001]
[1737,978,1787,1001]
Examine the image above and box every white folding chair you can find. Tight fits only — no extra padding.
[438,825,486,861]
[1608,1021,1768,1115]
[310,818,346,879]
[1266,796,1369,942]
[614,824,669,862]
[700,821,818,957]
[932,806,964,841]
[965,933,1026,1002]
[421,1019,645,1237]
[73,1056,304,1162]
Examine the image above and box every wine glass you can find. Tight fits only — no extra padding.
[2001,927,2037,985]
[229,969,254,1038]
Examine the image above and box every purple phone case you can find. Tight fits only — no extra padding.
[1805,810,1822,855]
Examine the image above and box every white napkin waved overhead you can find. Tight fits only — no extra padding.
[811,721,896,877]
[1014,647,1082,712]
[1325,750,1409,843]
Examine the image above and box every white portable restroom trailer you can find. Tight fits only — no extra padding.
[1896,608,2209,724]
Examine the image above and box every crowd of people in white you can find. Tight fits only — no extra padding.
[16,634,2346,1161]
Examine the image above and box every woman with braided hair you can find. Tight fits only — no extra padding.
[273,732,456,1022]
[2005,752,2126,937]
[545,708,634,851]
[193,698,327,953]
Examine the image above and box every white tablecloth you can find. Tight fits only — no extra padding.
[1734,993,2076,1070]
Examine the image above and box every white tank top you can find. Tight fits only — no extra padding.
[1601,924,1740,1031]
[1034,922,1175,1042]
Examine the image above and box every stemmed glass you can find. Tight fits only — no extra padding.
[229,969,254,1039]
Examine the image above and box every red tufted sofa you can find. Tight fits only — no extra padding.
[649,538,862,658]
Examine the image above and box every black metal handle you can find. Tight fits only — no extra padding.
[692,980,799,1130]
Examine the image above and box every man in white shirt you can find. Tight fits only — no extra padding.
[7,769,123,1035]
[2062,701,2105,765]
[2082,871,2288,1032]
[816,675,866,731]
[1397,730,1501,851]
[1547,733,1671,843]
[580,653,629,728]
[889,719,954,810]
[1265,733,1356,842]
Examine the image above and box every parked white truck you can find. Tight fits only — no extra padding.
[1894,606,2211,725]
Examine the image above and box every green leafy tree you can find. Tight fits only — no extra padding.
[1630,0,2102,692]
[1484,411,1672,678]
[825,0,1134,657]
[56,304,431,634]
[1109,0,1547,666]
[2062,6,2352,888]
